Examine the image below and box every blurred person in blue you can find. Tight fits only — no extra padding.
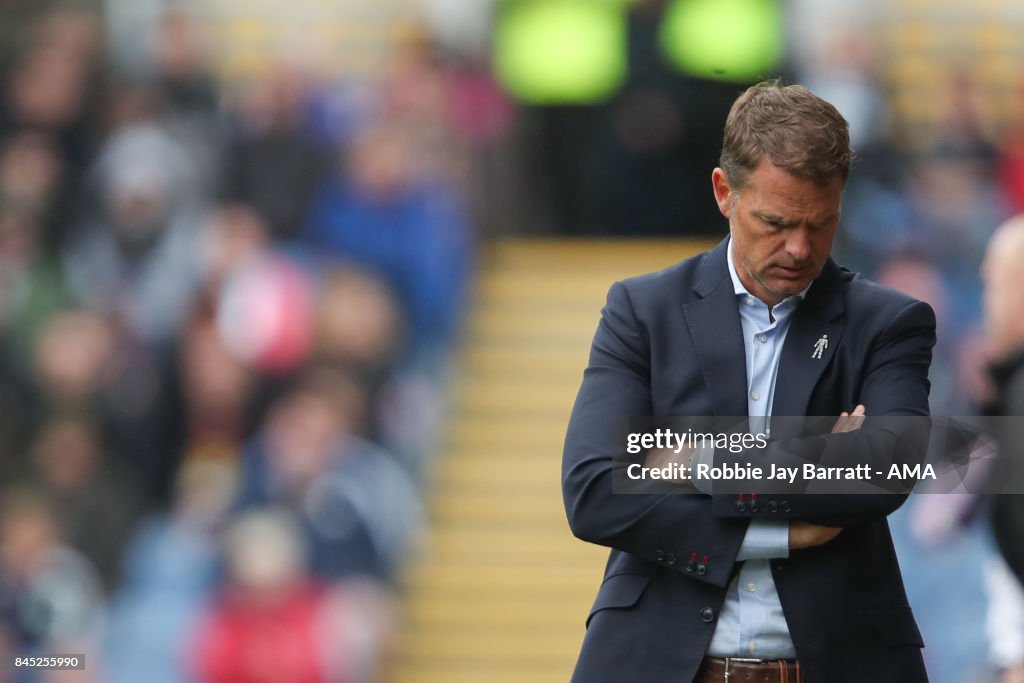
[304,121,473,373]
[104,458,236,683]
[234,365,422,586]
[563,81,934,683]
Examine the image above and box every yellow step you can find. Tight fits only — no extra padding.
[389,239,701,683]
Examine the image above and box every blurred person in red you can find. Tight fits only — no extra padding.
[191,508,392,683]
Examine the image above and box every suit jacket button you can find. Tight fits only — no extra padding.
[700,607,715,623]
[767,500,779,513]
[734,501,747,513]
[665,553,677,566]
[780,500,791,513]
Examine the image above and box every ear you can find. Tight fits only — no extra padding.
[711,168,733,219]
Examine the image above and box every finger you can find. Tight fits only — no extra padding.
[848,404,866,430]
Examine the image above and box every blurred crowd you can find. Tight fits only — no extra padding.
[0,2,486,681]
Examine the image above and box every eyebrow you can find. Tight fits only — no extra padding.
[753,211,797,228]
[753,211,839,229]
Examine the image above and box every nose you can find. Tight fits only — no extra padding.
[785,229,812,263]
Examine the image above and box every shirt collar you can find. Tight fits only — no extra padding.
[726,236,812,308]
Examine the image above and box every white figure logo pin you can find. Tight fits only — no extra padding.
[811,334,828,360]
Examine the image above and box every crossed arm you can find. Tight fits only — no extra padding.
[562,281,936,583]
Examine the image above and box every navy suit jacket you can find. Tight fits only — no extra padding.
[563,239,935,683]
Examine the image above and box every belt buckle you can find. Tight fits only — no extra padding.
[723,657,765,682]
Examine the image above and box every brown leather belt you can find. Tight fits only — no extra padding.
[695,656,804,683]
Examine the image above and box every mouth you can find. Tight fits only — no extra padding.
[772,265,809,278]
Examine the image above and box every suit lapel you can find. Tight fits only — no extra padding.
[771,259,846,418]
[682,240,748,417]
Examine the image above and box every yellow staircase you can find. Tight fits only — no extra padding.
[387,238,714,683]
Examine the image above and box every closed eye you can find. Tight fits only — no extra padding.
[756,213,793,229]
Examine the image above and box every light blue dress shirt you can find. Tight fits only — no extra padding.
[702,237,811,659]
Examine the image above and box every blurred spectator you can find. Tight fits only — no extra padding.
[986,554,1024,683]
[199,203,270,291]
[313,267,402,437]
[177,298,257,466]
[0,488,104,662]
[235,366,423,585]
[63,122,206,348]
[149,8,223,198]
[29,307,184,507]
[27,415,139,590]
[873,254,964,415]
[0,132,67,261]
[305,122,472,364]
[0,40,95,161]
[191,509,393,683]
[215,251,317,377]
[29,309,112,415]
[0,7,102,251]
[104,458,236,683]
[982,217,1024,588]
[220,69,332,240]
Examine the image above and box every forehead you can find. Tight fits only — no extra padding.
[740,161,844,215]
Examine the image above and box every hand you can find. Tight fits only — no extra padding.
[786,407,864,549]
[643,445,697,488]
[831,404,866,433]
[789,521,842,549]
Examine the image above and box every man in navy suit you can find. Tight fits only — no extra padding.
[563,81,935,683]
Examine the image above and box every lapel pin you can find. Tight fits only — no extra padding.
[811,334,828,359]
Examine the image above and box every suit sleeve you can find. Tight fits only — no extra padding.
[562,281,748,588]
[712,298,937,526]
